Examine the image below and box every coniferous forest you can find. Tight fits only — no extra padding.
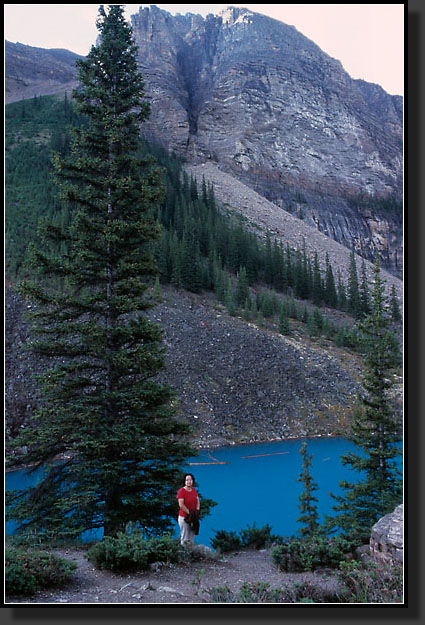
[5,93,402,353]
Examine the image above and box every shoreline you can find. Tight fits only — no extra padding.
[6,432,344,473]
[195,431,343,451]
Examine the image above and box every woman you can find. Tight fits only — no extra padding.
[176,473,200,545]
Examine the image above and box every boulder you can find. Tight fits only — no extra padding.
[370,504,403,565]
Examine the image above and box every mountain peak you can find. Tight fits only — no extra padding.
[219,6,255,25]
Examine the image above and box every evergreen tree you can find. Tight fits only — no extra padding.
[297,442,320,537]
[225,281,236,316]
[390,285,402,322]
[235,266,249,308]
[336,268,347,311]
[359,258,371,317]
[307,307,323,338]
[324,253,338,308]
[327,259,402,544]
[311,252,323,306]
[278,307,290,335]
[347,249,361,318]
[7,6,197,540]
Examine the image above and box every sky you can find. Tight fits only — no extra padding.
[4,4,404,95]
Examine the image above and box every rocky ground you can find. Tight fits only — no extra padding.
[6,281,402,451]
[5,283,367,451]
[5,545,346,605]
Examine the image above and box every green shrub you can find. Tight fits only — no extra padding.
[338,560,403,603]
[211,523,280,553]
[271,534,354,572]
[240,523,279,549]
[205,581,287,603]
[204,580,341,604]
[5,546,77,597]
[210,529,242,553]
[87,533,183,573]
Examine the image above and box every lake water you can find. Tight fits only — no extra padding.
[5,436,401,547]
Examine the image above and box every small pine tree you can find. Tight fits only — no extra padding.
[278,309,290,335]
[243,296,252,321]
[359,258,371,317]
[327,258,402,545]
[324,253,338,308]
[337,269,347,311]
[235,266,249,309]
[225,282,236,316]
[390,285,402,322]
[311,252,323,306]
[297,442,320,537]
[347,249,361,318]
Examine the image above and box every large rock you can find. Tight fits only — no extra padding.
[370,504,403,565]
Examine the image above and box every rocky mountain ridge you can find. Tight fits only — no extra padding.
[5,40,82,104]
[130,6,403,275]
[4,7,403,275]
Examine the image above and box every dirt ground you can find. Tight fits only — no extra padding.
[6,545,345,605]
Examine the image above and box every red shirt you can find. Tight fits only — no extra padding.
[177,487,198,517]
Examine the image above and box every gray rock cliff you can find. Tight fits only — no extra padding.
[4,8,403,274]
[131,6,403,276]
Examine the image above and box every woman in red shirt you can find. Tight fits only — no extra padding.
[176,473,200,545]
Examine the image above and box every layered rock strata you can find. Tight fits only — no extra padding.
[131,6,403,275]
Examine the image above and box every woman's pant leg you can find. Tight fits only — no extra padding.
[178,515,195,545]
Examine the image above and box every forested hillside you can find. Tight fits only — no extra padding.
[5,94,402,447]
[6,95,401,326]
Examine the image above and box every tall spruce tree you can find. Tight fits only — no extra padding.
[327,258,402,545]
[347,249,361,318]
[7,5,197,540]
[297,442,320,537]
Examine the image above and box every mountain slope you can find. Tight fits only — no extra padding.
[130,6,403,275]
[4,7,403,274]
[187,162,403,304]
[5,41,81,103]
[5,283,378,450]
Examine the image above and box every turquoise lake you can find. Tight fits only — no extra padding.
[5,436,402,547]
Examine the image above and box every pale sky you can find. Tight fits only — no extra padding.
[4,4,404,95]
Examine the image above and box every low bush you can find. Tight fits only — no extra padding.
[204,580,341,603]
[210,530,242,553]
[337,560,403,603]
[240,523,279,549]
[271,534,355,572]
[87,533,183,573]
[205,581,287,603]
[5,546,77,597]
[211,523,280,553]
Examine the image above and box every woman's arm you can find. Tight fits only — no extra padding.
[178,498,190,515]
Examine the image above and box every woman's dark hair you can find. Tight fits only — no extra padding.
[184,473,195,485]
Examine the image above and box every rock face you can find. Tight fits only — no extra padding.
[130,6,403,276]
[4,8,403,275]
[370,504,403,566]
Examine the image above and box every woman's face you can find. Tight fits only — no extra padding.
[185,475,193,488]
